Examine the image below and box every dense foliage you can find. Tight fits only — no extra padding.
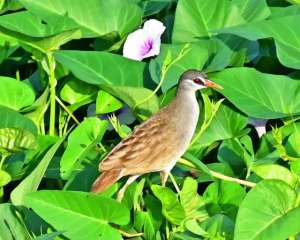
[1,0,300,239]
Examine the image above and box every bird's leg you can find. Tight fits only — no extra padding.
[117,175,140,201]
[160,171,169,186]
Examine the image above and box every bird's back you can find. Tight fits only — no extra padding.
[99,91,199,176]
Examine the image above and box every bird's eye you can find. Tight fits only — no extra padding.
[193,78,203,85]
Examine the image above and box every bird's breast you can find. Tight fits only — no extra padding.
[170,92,200,156]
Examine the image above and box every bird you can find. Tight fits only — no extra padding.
[91,69,222,200]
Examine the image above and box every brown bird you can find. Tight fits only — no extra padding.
[91,70,222,200]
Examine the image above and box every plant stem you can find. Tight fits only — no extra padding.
[118,229,143,238]
[210,170,256,187]
[47,53,57,136]
[165,221,170,240]
[178,158,256,188]
[55,96,80,125]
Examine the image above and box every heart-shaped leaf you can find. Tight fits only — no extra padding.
[54,50,145,86]
[19,0,142,38]
[211,67,300,118]
[60,117,108,179]
[151,185,185,225]
[101,85,159,117]
[0,11,81,54]
[0,77,35,110]
[172,0,246,42]
[25,190,130,240]
[252,164,297,187]
[96,90,123,114]
[217,15,300,69]
[235,180,300,240]
[60,76,98,105]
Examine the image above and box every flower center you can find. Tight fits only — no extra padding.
[141,39,153,55]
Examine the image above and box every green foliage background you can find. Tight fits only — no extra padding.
[0,0,300,239]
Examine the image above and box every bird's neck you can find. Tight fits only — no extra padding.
[174,88,199,126]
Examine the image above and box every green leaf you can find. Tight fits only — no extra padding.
[172,0,246,42]
[149,43,210,92]
[96,90,123,114]
[0,106,37,136]
[60,76,98,105]
[201,214,235,239]
[24,191,129,240]
[231,0,270,22]
[54,50,145,86]
[10,135,64,205]
[180,177,208,221]
[285,132,300,158]
[19,0,142,38]
[211,67,300,118]
[60,118,108,179]
[252,164,297,187]
[151,185,185,225]
[185,219,209,237]
[0,128,36,154]
[0,11,81,54]
[0,203,31,240]
[203,181,246,219]
[134,195,162,240]
[101,85,160,117]
[0,169,11,187]
[217,15,300,69]
[197,103,248,147]
[218,139,248,174]
[0,77,35,110]
[235,180,300,240]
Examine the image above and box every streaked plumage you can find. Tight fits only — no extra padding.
[91,70,222,198]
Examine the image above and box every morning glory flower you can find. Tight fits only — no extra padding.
[248,118,268,138]
[123,19,166,61]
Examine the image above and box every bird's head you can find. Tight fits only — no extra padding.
[178,70,223,92]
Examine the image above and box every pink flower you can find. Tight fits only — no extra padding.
[123,19,166,61]
[248,118,268,138]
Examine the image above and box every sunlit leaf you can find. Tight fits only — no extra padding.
[151,185,185,225]
[235,180,300,240]
[0,203,31,240]
[211,67,300,118]
[25,190,129,240]
[0,128,36,154]
[96,90,123,114]
[60,118,108,179]
[19,0,142,38]
[54,50,145,86]
[0,77,35,110]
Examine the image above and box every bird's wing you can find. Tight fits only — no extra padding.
[99,113,176,174]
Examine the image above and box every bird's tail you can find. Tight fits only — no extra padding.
[91,169,122,193]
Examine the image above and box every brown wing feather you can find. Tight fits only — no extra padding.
[99,110,177,175]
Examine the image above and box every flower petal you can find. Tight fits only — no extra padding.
[248,118,267,138]
[143,37,161,58]
[143,19,166,39]
[123,19,165,61]
[123,29,146,61]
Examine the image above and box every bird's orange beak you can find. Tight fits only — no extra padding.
[204,79,223,90]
